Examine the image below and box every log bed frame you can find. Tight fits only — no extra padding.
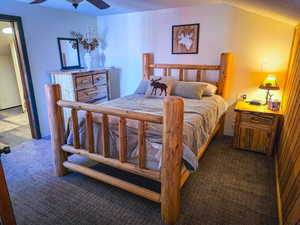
[45,52,233,224]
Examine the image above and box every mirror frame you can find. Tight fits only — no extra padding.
[57,37,82,70]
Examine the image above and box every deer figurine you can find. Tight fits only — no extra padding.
[150,77,168,96]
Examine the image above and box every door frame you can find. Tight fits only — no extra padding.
[0,14,41,139]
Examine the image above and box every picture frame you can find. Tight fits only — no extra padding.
[172,23,200,54]
[57,37,82,70]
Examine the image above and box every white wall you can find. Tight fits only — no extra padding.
[0,0,98,136]
[10,40,26,112]
[0,55,21,109]
[98,3,294,135]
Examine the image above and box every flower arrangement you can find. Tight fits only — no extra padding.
[71,31,100,53]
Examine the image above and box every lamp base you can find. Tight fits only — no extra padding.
[264,89,271,105]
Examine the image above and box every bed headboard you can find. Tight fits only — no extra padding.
[143,53,233,99]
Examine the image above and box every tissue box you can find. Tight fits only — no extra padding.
[268,100,281,111]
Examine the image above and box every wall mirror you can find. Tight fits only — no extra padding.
[57,38,82,70]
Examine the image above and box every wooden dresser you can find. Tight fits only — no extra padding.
[233,101,282,156]
[49,69,111,127]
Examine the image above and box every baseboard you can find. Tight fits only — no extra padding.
[0,105,22,111]
[42,135,51,140]
[275,154,283,225]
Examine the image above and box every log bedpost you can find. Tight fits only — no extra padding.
[143,53,153,79]
[218,52,233,99]
[45,84,68,176]
[218,53,233,136]
[161,96,184,224]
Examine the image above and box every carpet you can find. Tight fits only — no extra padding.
[0,106,31,147]
[1,136,278,225]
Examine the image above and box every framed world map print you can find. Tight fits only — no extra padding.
[172,24,199,54]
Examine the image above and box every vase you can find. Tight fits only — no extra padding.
[98,47,105,67]
[84,52,92,71]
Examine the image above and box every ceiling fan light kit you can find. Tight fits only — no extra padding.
[29,0,110,10]
[67,0,83,9]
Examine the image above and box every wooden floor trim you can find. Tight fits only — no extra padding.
[275,154,283,225]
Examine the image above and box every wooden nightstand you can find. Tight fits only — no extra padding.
[233,101,282,156]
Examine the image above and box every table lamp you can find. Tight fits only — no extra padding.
[259,74,280,105]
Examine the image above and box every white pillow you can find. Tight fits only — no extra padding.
[199,82,218,96]
[171,82,207,99]
[134,79,149,95]
[145,76,174,98]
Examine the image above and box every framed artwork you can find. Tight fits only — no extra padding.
[172,23,200,54]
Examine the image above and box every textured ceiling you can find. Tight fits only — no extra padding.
[16,0,300,25]
[224,0,300,25]
[16,0,221,16]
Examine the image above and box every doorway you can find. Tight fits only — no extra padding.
[0,14,41,147]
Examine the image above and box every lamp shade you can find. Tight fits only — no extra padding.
[259,74,279,90]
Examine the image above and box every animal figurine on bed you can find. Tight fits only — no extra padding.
[150,77,168,96]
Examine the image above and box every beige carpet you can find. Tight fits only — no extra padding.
[0,106,31,147]
[2,136,278,225]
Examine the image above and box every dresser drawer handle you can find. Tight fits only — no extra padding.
[85,91,98,96]
[80,80,91,84]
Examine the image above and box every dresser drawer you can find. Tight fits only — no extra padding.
[75,75,93,90]
[77,86,107,103]
[240,112,274,126]
[93,73,107,86]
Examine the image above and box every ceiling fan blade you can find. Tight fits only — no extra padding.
[30,0,47,4]
[87,0,110,9]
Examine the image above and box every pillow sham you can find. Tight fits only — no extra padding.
[199,82,218,96]
[134,79,150,95]
[145,76,174,98]
[171,81,207,99]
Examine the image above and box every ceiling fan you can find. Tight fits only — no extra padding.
[29,0,110,10]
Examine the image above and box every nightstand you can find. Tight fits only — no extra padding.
[233,101,282,156]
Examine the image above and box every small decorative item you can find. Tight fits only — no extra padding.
[145,76,174,98]
[268,99,281,111]
[71,30,100,71]
[150,78,168,96]
[259,74,280,105]
[172,24,199,54]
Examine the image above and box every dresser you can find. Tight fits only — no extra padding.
[49,69,111,127]
[233,101,282,156]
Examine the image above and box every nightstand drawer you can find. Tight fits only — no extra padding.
[240,112,274,126]
[234,107,281,156]
[237,127,271,154]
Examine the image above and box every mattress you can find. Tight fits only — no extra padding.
[67,94,228,171]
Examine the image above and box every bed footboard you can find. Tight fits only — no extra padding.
[45,84,184,224]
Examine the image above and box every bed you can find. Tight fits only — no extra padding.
[45,52,233,224]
